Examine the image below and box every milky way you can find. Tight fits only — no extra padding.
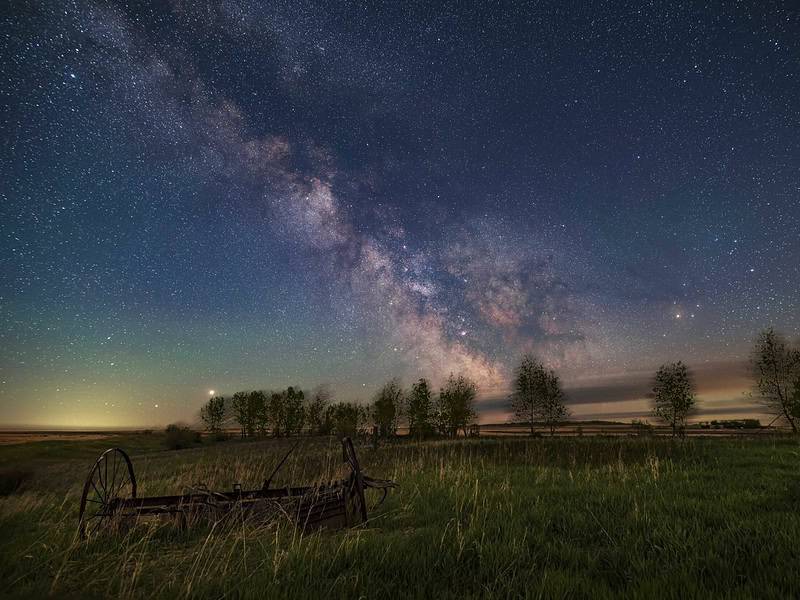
[2,2,798,427]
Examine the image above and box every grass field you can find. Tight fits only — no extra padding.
[1,433,799,599]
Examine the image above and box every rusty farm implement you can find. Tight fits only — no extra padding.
[77,437,395,539]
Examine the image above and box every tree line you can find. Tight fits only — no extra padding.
[200,374,480,440]
[200,327,800,439]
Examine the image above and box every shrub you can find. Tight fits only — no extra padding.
[632,419,654,436]
[164,424,201,450]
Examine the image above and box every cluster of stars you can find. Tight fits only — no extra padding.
[1,1,798,426]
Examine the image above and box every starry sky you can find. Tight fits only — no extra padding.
[2,1,798,428]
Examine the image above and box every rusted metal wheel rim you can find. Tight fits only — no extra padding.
[78,447,137,539]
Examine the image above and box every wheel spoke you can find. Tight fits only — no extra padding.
[112,474,130,500]
[91,477,105,503]
[103,455,108,496]
[96,459,104,498]
[108,454,119,499]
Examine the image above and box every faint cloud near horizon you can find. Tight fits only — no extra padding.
[477,358,763,422]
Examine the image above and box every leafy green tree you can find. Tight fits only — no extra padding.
[200,396,226,434]
[325,402,369,437]
[437,374,477,437]
[752,328,800,433]
[283,386,306,435]
[320,403,335,435]
[540,370,569,435]
[230,391,251,438]
[242,391,263,436]
[249,390,268,436]
[511,355,569,435]
[268,392,285,437]
[650,361,696,436]
[511,355,546,435]
[372,379,403,438]
[305,385,331,435]
[407,378,434,438]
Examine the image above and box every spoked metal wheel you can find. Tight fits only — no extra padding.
[78,447,137,539]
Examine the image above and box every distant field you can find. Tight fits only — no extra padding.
[0,432,116,446]
[1,433,799,598]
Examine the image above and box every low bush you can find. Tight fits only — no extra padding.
[164,424,201,450]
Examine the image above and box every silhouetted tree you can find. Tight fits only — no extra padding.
[511,354,544,435]
[407,378,434,438]
[752,328,800,433]
[283,386,306,435]
[268,392,285,437]
[511,355,569,435]
[793,377,800,423]
[437,374,477,437]
[325,402,369,438]
[230,391,251,438]
[305,385,331,435]
[540,370,569,435]
[200,396,226,434]
[372,379,403,438]
[249,390,268,436]
[650,361,696,436]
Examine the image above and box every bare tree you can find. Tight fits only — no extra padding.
[200,396,226,434]
[650,362,696,436]
[752,328,800,433]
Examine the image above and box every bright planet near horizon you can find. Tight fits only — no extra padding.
[1,1,798,429]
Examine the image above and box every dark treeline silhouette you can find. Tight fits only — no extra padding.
[199,327,800,440]
[198,373,483,441]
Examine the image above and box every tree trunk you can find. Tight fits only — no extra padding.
[787,414,798,433]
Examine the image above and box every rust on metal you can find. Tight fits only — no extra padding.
[77,437,395,539]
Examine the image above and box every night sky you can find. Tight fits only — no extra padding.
[2,1,798,428]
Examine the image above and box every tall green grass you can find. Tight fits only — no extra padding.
[1,436,799,598]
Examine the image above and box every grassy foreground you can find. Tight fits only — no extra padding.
[1,434,799,599]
